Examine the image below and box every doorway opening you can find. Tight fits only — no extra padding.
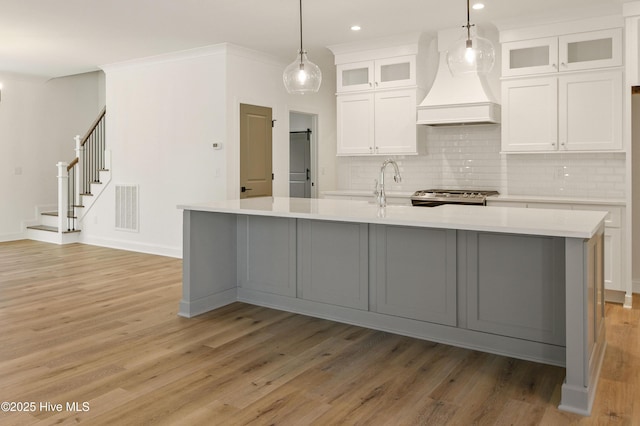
[289,111,318,198]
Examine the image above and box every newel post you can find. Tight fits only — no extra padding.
[75,135,84,197]
[57,162,68,234]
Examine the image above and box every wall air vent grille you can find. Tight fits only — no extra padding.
[115,184,139,232]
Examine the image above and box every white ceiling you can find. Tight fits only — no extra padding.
[0,0,629,78]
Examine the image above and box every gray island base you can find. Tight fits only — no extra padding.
[178,197,607,416]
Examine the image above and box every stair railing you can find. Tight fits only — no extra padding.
[57,107,106,233]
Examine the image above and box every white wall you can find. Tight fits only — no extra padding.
[82,43,336,257]
[0,71,103,241]
[82,46,228,256]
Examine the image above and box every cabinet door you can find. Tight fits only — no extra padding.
[374,89,418,155]
[374,226,457,326]
[337,93,375,155]
[501,77,558,152]
[337,61,374,92]
[502,37,558,77]
[298,220,368,310]
[559,28,622,72]
[559,71,622,151]
[374,55,416,89]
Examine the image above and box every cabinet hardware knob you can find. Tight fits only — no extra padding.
[552,63,557,69]
[561,62,566,67]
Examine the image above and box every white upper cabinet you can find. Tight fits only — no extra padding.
[502,28,622,77]
[337,61,374,92]
[502,71,623,152]
[337,55,416,93]
[559,29,622,72]
[503,37,558,77]
[330,34,429,156]
[336,93,375,155]
[502,77,558,152]
[501,22,623,153]
[558,70,622,151]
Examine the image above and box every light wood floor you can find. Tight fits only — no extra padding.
[0,240,638,425]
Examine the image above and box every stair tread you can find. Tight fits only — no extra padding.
[41,211,77,219]
[27,225,81,234]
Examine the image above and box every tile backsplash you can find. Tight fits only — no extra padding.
[336,125,626,199]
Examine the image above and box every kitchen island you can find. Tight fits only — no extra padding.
[177,197,607,416]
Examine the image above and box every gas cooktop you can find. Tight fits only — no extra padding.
[410,189,499,206]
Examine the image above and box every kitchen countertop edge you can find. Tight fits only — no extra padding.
[178,197,606,239]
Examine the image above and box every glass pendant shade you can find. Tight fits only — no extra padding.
[283,50,322,94]
[447,34,495,75]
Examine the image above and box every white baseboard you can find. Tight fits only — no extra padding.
[80,235,182,258]
[0,232,26,243]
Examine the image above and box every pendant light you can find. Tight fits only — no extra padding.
[446,0,495,75]
[283,0,322,94]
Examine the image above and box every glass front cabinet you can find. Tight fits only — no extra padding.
[337,55,416,93]
[502,28,622,77]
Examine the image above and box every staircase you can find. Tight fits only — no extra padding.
[27,107,109,244]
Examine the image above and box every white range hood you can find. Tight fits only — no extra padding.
[417,28,500,126]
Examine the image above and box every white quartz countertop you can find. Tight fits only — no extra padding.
[178,197,606,239]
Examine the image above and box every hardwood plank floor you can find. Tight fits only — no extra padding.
[0,240,638,425]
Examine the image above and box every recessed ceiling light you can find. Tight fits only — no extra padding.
[350,25,361,31]
[472,3,485,10]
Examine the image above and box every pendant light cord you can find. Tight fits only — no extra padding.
[465,0,473,45]
[299,0,304,64]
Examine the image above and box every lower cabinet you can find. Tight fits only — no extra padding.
[372,225,457,326]
[298,219,369,310]
[464,232,566,346]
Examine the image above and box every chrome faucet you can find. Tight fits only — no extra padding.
[374,159,402,207]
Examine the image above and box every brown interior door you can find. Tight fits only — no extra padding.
[240,103,273,199]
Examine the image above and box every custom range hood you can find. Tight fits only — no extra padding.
[417,28,500,126]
